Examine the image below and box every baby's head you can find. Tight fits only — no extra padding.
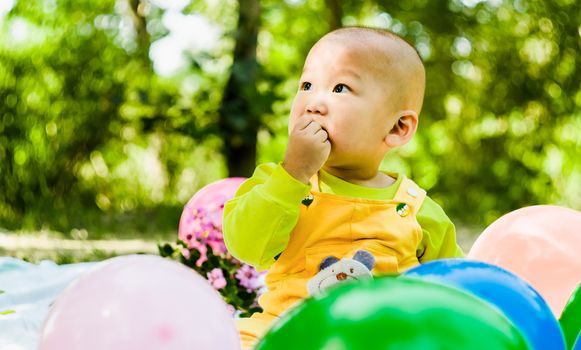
[289,27,425,174]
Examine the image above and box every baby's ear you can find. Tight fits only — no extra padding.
[385,110,418,148]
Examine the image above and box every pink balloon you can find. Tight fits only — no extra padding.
[468,205,581,317]
[179,177,246,255]
[38,255,240,350]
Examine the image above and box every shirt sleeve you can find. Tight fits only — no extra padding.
[223,163,311,271]
[416,196,464,262]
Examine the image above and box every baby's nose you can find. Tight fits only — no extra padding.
[336,272,348,281]
[306,96,328,115]
[307,105,325,114]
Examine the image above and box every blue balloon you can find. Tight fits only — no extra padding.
[404,259,565,350]
[574,336,581,350]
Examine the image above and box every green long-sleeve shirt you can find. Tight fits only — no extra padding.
[224,163,463,271]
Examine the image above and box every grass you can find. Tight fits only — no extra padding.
[0,236,158,264]
[2,205,182,241]
[0,205,181,264]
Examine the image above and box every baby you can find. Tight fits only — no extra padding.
[223,26,464,349]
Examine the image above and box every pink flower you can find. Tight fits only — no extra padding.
[208,240,227,256]
[181,248,191,259]
[180,204,229,257]
[225,304,236,316]
[207,268,227,290]
[195,244,208,267]
[187,240,207,267]
[235,264,262,292]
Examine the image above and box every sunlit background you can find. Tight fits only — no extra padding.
[1,0,580,261]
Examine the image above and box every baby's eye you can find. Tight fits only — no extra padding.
[301,82,312,91]
[333,84,350,93]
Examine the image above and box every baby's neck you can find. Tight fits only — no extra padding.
[322,166,395,188]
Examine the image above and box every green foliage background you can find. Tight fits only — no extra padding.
[1,0,580,238]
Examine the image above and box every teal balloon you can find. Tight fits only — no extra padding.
[256,276,530,350]
[560,284,581,350]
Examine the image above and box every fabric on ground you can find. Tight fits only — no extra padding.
[0,257,96,349]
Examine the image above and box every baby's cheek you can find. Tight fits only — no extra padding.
[288,119,297,134]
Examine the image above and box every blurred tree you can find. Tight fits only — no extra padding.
[325,0,344,30]
[0,0,579,234]
[368,0,581,223]
[218,0,262,176]
[0,0,128,225]
[127,0,151,64]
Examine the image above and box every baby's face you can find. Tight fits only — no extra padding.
[289,37,398,169]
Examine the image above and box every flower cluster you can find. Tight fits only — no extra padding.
[159,204,265,318]
[179,205,228,264]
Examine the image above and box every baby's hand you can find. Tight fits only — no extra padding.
[283,115,331,184]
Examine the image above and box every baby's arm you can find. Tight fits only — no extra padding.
[416,197,464,262]
[223,163,311,271]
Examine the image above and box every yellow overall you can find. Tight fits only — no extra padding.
[237,174,426,349]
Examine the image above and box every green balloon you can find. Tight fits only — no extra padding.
[560,284,581,350]
[256,276,530,350]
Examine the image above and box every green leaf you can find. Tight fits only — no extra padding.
[158,243,175,257]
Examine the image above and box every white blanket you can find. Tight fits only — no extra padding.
[0,258,96,350]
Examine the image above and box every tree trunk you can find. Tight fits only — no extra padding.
[127,0,151,65]
[325,0,343,30]
[218,0,261,177]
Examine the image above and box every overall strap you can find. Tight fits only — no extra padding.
[309,172,426,207]
[392,176,427,215]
